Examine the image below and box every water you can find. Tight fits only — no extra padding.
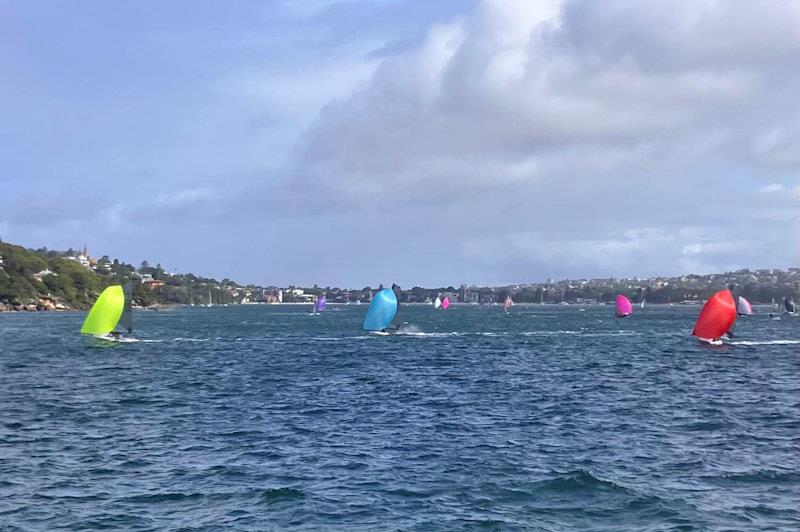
[1,305,798,530]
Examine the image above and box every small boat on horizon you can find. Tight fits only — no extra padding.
[737,296,753,316]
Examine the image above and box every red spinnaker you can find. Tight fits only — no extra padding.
[692,289,736,342]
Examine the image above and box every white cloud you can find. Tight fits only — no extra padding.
[758,184,785,194]
[290,0,798,202]
[278,0,800,279]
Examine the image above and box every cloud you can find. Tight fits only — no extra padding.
[294,0,799,202]
[758,184,785,194]
[2,0,797,285]
[269,0,800,282]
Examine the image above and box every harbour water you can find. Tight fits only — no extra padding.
[1,305,798,530]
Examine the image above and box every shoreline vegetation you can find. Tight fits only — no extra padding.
[1,240,798,312]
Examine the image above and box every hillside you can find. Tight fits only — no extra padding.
[0,242,236,311]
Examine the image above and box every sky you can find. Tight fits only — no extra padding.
[1,0,798,288]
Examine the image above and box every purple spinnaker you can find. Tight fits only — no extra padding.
[315,296,327,312]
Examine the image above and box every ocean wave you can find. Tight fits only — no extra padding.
[124,492,204,504]
[536,470,628,493]
[705,470,800,485]
[257,487,305,503]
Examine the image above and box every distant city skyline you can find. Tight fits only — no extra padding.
[1,0,798,287]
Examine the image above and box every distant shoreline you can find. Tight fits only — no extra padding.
[5,301,791,315]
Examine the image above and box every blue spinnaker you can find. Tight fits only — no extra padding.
[363,288,398,331]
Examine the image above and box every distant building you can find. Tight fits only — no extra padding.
[142,279,165,290]
[32,269,56,282]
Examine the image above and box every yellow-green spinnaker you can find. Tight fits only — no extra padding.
[80,285,125,335]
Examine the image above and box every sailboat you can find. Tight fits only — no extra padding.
[692,289,736,345]
[736,296,753,316]
[784,297,797,316]
[363,287,399,333]
[615,294,633,317]
[206,288,213,307]
[312,295,326,315]
[503,295,513,313]
[441,296,451,310]
[81,283,135,342]
[434,296,442,309]
[770,299,781,320]
[640,298,646,309]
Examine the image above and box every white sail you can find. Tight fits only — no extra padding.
[434,296,442,309]
[737,296,753,315]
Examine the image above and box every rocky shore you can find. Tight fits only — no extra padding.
[0,300,178,312]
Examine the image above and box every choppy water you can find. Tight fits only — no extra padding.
[1,304,798,530]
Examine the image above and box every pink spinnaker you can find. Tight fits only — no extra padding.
[504,296,513,311]
[442,297,450,309]
[615,294,633,317]
[737,296,753,315]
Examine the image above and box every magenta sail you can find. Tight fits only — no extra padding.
[615,294,633,317]
[442,297,450,309]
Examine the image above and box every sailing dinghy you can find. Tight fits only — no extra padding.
[363,288,398,333]
[737,296,753,316]
[311,295,326,315]
[503,295,513,313]
[692,289,736,345]
[81,283,135,342]
[615,294,633,317]
[434,296,442,309]
[441,296,451,310]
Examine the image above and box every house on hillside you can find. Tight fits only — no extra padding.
[142,278,165,290]
[32,269,56,282]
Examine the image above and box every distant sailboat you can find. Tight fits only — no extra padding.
[692,289,736,344]
[503,295,513,313]
[615,294,633,317]
[441,296,451,310]
[315,295,327,313]
[784,297,797,315]
[640,298,646,309]
[81,283,134,341]
[737,296,753,316]
[770,299,781,319]
[434,296,442,309]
